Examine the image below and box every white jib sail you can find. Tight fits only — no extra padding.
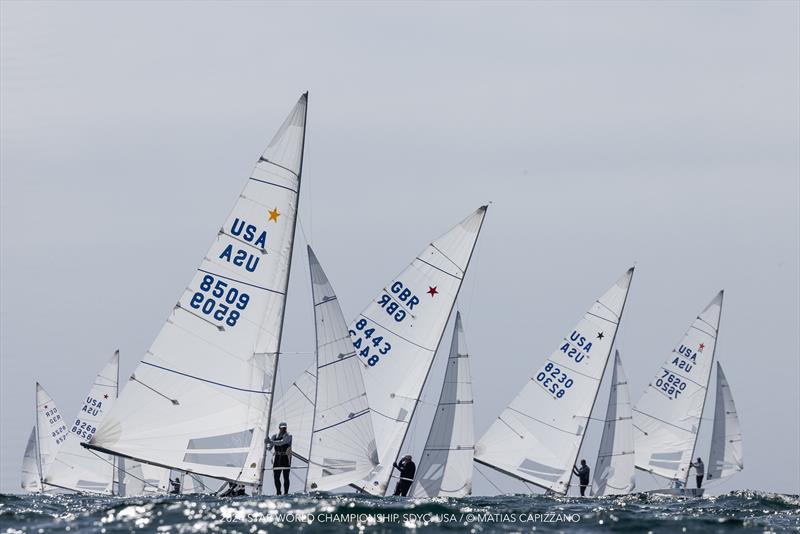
[707,363,743,480]
[35,383,68,486]
[633,290,723,484]
[87,93,308,485]
[44,351,119,494]
[21,427,41,492]
[271,365,316,462]
[353,206,487,496]
[411,311,474,498]
[474,268,634,494]
[592,350,635,496]
[304,246,378,491]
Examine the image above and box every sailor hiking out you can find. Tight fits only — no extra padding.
[573,460,591,496]
[169,477,181,495]
[392,455,416,496]
[267,422,293,495]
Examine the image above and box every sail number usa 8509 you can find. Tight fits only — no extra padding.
[190,274,251,328]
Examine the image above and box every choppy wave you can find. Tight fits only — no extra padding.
[1,490,798,533]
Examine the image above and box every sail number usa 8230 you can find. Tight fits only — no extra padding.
[535,362,574,399]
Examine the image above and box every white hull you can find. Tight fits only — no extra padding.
[646,488,704,497]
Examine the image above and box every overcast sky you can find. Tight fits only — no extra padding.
[1,1,798,495]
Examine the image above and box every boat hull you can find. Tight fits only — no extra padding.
[646,488,705,497]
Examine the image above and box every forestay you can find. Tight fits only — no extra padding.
[592,351,635,496]
[707,363,743,480]
[35,383,67,486]
[353,206,487,496]
[87,93,308,485]
[411,312,474,498]
[474,268,634,494]
[633,291,723,484]
[305,247,378,491]
[21,427,41,492]
[271,366,315,462]
[45,351,119,494]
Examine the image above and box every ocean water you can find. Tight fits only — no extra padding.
[1,491,798,533]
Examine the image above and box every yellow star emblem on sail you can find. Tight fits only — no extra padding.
[268,207,280,222]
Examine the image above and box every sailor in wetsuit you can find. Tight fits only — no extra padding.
[169,477,181,494]
[689,457,705,489]
[572,459,591,496]
[267,422,292,495]
[392,455,416,496]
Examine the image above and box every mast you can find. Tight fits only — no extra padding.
[112,350,120,496]
[382,206,488,496]
[257,91,309,494]
[685,289,723,485]
[564,268,634,495]
[34,383,43,492]
[303,248,320,492]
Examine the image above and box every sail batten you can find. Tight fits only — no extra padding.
[633,291,724,484]
[86,94,308,486]
[474,268,634,494]
[411,312,474,498]
[352,206,488,496]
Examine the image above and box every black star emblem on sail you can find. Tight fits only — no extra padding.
[596,332,605,340]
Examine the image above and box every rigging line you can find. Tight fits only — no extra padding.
[358,314,435,352]
[86,448,151,487]
[689,324,717,338]
[414,256,462,280]
[141,361,271,395]
[129,374,179,405]
[593,300,621,321]
[257,156,300,180]
[585,311,619,326]
[475,464,505,495]
[507,406,581,436]
[429,243,463,273]
[632,409,693,434]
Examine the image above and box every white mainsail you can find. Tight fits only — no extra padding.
[592,350,635,496]
[633,291,723,484]
[353,206,487,496]
[305,246,378,491]
[411,312,474,498]
[707,363,743,480]
[474,268,634,494]
[44,351,119,494]
[87,93,308,486]
[21,427,41,492]
[271,366,315,462]
[35,383,68,486]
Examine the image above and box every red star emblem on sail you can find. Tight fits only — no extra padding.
[698,343,705,351]
[427,286,438,297]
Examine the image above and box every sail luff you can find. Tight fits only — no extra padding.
[33,385,43,490]
[565,268,634,494]
[21,426,41,492]
[258,91,309,494]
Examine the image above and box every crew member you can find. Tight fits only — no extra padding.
[689,457,705,489]
[572,460,591,496]
[392,454,416,496]
[267,422,292,495]
[169,477,181,494]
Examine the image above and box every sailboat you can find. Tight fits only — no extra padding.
[22,384,68,492]
[410,312,474,498]
[633,291,724,496]
[706,363,743,481]
[591,350,636,496]
[474,268,634,495]
[352,206,488,496]
[43,351,120,494]
[84,93,309,494]
[304,246,378,491]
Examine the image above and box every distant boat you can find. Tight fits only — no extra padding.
[474,269,634,495]
[83,93,309,494]
[410,312,474,498]
[633,291,742,496]
[43,351,120,494]
[21,384,67,492]
[591,350,636,496]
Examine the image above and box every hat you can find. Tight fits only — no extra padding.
[278,422,288,428]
